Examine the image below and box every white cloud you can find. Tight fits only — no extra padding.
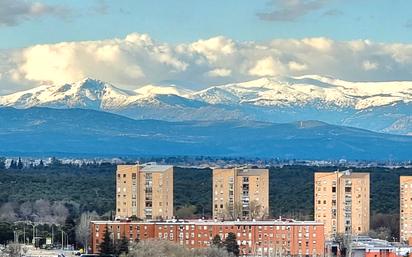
[249,57,285,76]
[207,68,232,77]
[362,60,378,71]
[288,61,308,71]
[301,37,333,51]
[2,33,412,94]
[257,0,328,21]
[0,0,70,26]
[188,36,236,62]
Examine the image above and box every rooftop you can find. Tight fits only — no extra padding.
[140,162,173,173]
[91,218,323,226]
[236,168,268,176]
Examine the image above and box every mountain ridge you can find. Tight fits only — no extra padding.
[1,76,412,134]
[0,107,411,160]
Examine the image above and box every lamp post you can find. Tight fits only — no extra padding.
[28,222,38,246]
[14,229,18,244]
[60,228,68,250]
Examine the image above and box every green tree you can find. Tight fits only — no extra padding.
[37,160,45,168]
[99,225,115,254]
[0,222,13,244]
[50,157,62,167]
[0,157,5,170]
[17,158,23,169]
[212,234,223,248]
[63,215,76,246]
[224,232,239,257]
[9,160,17,169]
[115,236,129,256]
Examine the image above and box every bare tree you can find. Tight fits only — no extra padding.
[194,246,232,257]
[369,227,391,241]
[19,201,33,220]
[3,243,21,257]
[224,202,242,220]
[259,207,269,220]
[249,200,262,220]
[33,199,51,222]
[127,239,231,257]
[75,211,99,254]
[0,202,18,222]
[52,202,69,225]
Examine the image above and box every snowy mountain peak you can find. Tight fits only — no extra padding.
[1,75,412,134]
[134,84,192,97]
[2,76,412,110]
[0,78,134,109]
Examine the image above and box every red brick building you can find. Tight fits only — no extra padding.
[90,219,325,256]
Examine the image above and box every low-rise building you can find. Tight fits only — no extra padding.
[351,236,412,257]
[90,219,325,256]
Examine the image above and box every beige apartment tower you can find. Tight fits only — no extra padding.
[314,170,370,239]
[400,176,412,243]
[116,163,173,220]
[213,167,269,220]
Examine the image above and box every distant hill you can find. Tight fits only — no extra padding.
[0,107,411,160]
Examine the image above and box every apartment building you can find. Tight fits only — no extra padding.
[314,170,370,239]
[213,167,269,220]
[116,163,173,220]
[400,176,412,243]
[90,219,325,256]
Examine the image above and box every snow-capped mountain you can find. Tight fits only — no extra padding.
[1,75,412,135]
[193,75,412,109]
[0,78,194,109]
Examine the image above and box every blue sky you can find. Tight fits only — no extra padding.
[1,0,412,49]
[1,0,412,94]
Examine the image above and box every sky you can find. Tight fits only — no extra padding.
[1,0,412,94]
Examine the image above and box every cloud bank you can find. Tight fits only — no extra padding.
[0,0,70,26]
[257,0,328,21]
[2,33,412,93]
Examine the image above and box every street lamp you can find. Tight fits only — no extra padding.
[27,222,39,247]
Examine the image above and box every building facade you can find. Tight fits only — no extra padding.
[90,219,325,256]
[350,236,412,257]
[314,170,370,239]
[116,163,173,220]
[400,176,412,243]
[213,167,269,220]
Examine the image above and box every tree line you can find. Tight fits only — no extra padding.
[0,161,411,244]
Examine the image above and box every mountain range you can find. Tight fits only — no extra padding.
[1,76,412,135]
[0,107,411,160]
